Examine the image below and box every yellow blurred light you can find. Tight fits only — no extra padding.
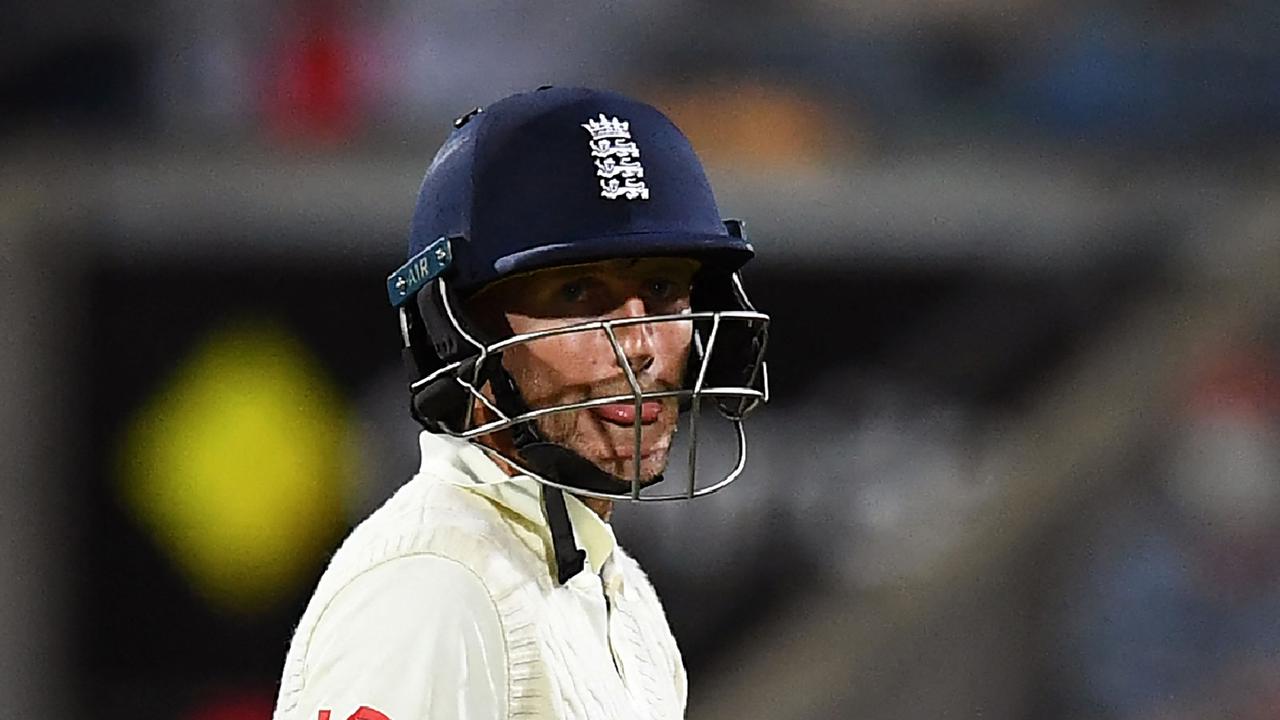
[119,320,351,616]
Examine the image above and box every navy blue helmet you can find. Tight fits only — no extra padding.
[388,86,769,510]
[390,86,755,301]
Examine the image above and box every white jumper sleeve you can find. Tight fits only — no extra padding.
[292,554,508,720]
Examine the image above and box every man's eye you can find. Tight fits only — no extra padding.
[647,277,684,300]
[559,281,586,302]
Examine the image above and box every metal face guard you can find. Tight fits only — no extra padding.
[414,279,770,501]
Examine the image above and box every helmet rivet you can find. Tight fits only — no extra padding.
[435,247,448,262]
[453,106,484,128]
[394,276,407,294]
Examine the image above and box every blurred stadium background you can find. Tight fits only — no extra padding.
[3,0,1280,718]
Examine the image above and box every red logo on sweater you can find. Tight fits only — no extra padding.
[318,708,390,720]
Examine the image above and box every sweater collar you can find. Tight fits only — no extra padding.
[417,431,617,575]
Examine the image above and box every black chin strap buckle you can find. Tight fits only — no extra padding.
[541,485,586,584]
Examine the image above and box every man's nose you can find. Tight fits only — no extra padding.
[611,296,655,376]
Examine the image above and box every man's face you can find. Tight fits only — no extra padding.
[470,257,699,485]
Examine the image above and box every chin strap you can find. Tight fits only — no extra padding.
[520,440,661,495]
[541,484,587,584]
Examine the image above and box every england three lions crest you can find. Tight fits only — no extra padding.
[582,113,650,201]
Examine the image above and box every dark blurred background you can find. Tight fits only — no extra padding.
[3,1,1280,718]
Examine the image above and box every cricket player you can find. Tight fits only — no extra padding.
[273,86,770,720]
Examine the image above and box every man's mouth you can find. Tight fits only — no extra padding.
[590,401,662,426]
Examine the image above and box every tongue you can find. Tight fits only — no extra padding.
[591,402,661,425]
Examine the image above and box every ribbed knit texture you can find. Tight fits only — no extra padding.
[274,453,686,719]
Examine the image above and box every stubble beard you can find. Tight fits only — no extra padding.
[517,375,681,490]
[533,404,677,488]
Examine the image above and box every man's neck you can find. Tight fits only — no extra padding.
[579,496,614,522]
[474,430,615,522]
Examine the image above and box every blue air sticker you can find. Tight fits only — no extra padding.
[386,236,452,306]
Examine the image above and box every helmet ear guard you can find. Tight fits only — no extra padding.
[390,233,469,430]
[685,221,770,420]
[401,278,481,434]
[692,275,769,420]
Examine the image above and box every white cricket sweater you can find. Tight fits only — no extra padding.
[273,431,687,720]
